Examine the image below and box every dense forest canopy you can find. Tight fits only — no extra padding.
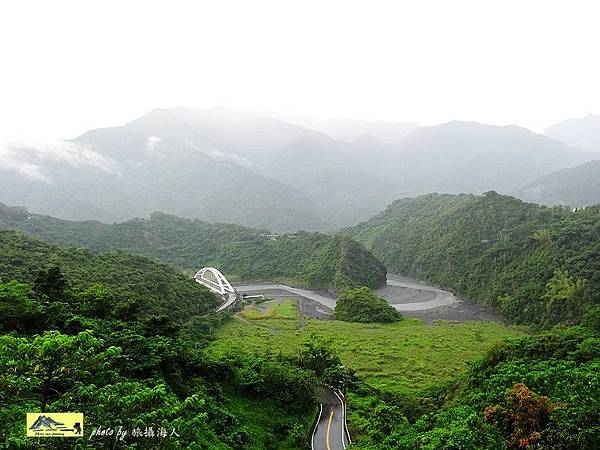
[0,229,220,321]
[350,192,600,327]
[0,205,387,291]
[0,229,332,448]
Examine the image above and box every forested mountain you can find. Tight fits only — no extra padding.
[349,192,600,327]
[0,109,329,232]
[515,159,600,207]
[0,229,321,448]
[545,113,600,152]
[0,204,387,291]
[0,229,221,321]
[2,108,596,231]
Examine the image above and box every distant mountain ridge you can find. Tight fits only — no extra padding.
[2,107,597,231]
[515,158,600,207]
[386,121,595,194]
[545,113,600,152]
[0,109,330,231]
[306,118,420,144]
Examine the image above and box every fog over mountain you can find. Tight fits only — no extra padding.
[0,110,330,231]
[304,118,420,144]
[515,158,600,207]
[387,121,596,194]
[545,114,600,152]
[1,107,597,230]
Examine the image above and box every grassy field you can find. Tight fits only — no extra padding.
[206,300,527,395]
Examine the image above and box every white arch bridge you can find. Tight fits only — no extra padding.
[194,267,239,312]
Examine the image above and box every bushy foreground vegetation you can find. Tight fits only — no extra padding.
[351,327,599,449]
[350,192,600,327]
[0,231,321,448]
[3,199,599,449]
[334,286,401,323]
[0,205,386,291]
[209,300,600,449]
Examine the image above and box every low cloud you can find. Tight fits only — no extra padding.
[0,136,118,181]
[145,136,165,158]
[186,141,252,168]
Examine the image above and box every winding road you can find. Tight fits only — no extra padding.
[235,274,459,315]
[233,274,499,448]
[312,386,349,450]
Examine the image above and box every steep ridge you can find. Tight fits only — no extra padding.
[0,204,386,291]
[349,192,600,326]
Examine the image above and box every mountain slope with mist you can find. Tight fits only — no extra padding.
[0,113,329,232]
[545,113,600,152]
[515,158,600,207]
[1,108,596,231]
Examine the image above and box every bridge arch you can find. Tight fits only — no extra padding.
[194,267,238,311]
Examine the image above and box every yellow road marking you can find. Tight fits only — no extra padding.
[326,410,334,450]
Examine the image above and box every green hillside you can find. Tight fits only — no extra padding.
[0,229,220,321]
[0,230,320,448]
[0,205,386,291]
[349,192,600,327]
[207,299,599,449]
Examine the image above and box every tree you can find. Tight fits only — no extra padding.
[543,270,586,326]
[298,334,341,376]
[33,265,67,300]
[75,283,116,319]
[335,287,401,323]
[0,330,120,412]
[322,364,357,395]
[484,383,556,449]
[0,279,41,334]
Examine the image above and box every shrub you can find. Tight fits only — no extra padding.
[334,287,401,323]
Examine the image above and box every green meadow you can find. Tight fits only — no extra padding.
[206,300,527,395]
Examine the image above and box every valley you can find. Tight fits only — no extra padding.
[235,272,501,323]
[206,299,524,395]
[2,4,600,448]
[1,189,598,449]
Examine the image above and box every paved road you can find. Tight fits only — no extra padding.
[236,274,458,313]
[234,274,501,322]
[236,283,336,309]
[216,291,237,312]
[235,284,335,319]
[312,386,349,450]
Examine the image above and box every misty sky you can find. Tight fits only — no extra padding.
[1,0,599,139]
